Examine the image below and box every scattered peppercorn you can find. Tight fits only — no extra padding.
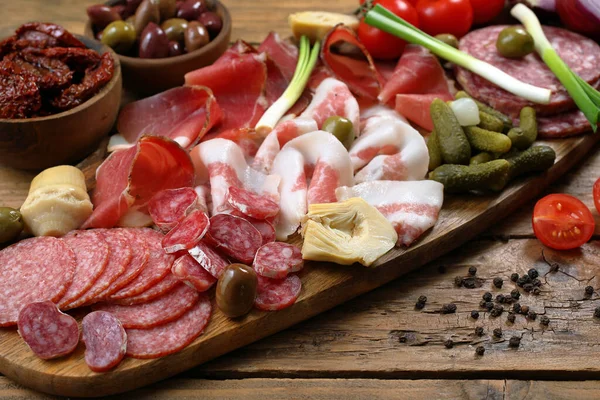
[527,310,537,320]
[510,273,519,282]
[463,278,477,289]
[475,346,485,356]
[508,336,521,348]
[493,277,503,288]
[528,268,539,279]
[483,292,493,302]
[468,266,477,276]
[523,283,533,293]
[493,328,503,338]
[485,301,494,311]
[507,313,516,323]
[517,275,531,287]
[511,289,521,300]
[490,304,504,317]
[513,303,521,313]
[415,301,425,310]
[471,310,480,319]
[479,300,488,308]
[595,307,600,318]
[532,287,541,296]
[532,278,542,287]
[475,326,484,336]
[454,276,463,287]
[520,305,530,315]
[540,315,550,325]
[442,303,457,314]
[496,294,506,303]
[444,339,454,349]
[585,286,594,296]
[418,295,427,303]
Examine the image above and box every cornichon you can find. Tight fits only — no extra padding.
[470,152,495,165]
[503,145,556,179]
[427,129,443,171]
[429,159,511,193]
[456,91,513,132]
[517,106,538,149]
[464,126,512,154]
[430,98,471,165]
[478,111,504,132]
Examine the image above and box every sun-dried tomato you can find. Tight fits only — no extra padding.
[15,23,86,49]
[0,60,41,119]
[5,51,72,91]
[37,47,101,70]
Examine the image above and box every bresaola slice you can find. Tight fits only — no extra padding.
[226,186,279,220]
[162,210,210,254]
[206,214,262,264]
[171,254,217,292]
[188,241,229,279]
[82,311,127,372]
[253,242,303,279]
[148,187,203,232]
[254,275,302,311]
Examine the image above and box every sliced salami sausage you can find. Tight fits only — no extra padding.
[171,254,217,292]
[65,229,132,309]
[126,293,211,359]
[82,311,127,372]
[254,274,302,311]
[226,186,279,220]
[58,230,110,309]
[230,210,276,245]
[17,301,79,360]
[207,214,262,264]
[253,242,304,279]
[148,187,201,232]
[162,210,210,254]
[93,283,199,329]
[110,273,180,306]
[109,229,175,301]
[0,237,75,326]
[188,241,229,279]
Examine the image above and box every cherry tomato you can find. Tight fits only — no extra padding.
[415,0,473,38]
[358,0,419,60]
[532,194,595,250]
[469,0,505,25]
[593,177,600,214]
[360,0,418,4]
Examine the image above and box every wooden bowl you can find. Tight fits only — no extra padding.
[0,35,122,171]
[84,0,232,95]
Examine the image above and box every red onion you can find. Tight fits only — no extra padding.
[556,0,600,39]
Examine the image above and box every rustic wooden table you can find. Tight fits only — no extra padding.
[3,0,600,398]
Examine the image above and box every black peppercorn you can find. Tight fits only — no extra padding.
[471,310,480,319]
[508,336,521,348]
[490,304,504,317]
[418,295,427,304]
[594,307,600,318]
[475,346,485,356]
[532,287,541,295]
[454,276,463,287]
[540,315,550,325]
[480,299,488,308]
[517,275,531,287]
[415,301,425,310]
[532,278,542,287]
[528,268,539,279]
[523,283,533,292]
[468,266,477,276]
[510,273,519,282]
[513,303,521,313]
[511,289,521,300]
[527,311,537,320]
[475,326,484,336]
[485,301,495,311]
[585,286,594,296]
[463,278,477,289]
[483,292,493,302]
[444,339,454,349]
[493,277,503,288]
[442,303,457,314]
[496,294,506,303]
[507,313,516,323]
[520,305,530,315]
[493,328,502,338]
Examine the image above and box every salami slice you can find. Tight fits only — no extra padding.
[93,283,199,329]
[17,301,79,360]
[254,274,302,311]
[148,187,201,232]
[188,240,229,278]
[109,229,175,301]
[82,311,127,372]
[57,230,110,309]
[253,242,303,279]
[226,186,279,220]
[171,254,217,292]
[207,214,262,264]
[0,237,75,326]
[162,210,210,254]
[110,273,180,306]
[230,210,276,245]
[65,229,132,309]
[126,293,211,359]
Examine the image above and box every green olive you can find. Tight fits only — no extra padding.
[435,33,459,49]
[101,21,136,54]
[0,207,24,244]
[216,263,258,318]
[161,18,189,42]
[496,26,534,59]
[322,116,354,149]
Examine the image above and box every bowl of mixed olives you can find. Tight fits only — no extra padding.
[84,0,231,95]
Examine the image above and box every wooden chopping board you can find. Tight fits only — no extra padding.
[0,129,599,396]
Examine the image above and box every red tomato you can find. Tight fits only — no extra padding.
[415,0,473,38]
[469,0,505,25]
[593,177,600,214]
[532,194,595,250]
[360,0,418,4]
[358,0,419,60]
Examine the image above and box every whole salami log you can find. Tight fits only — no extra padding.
[162,210,210,254]
[0,237,76,326]
[188,240,230,279]
[148,187,202,232]
[110,273,180,306]
[171,254,217,292]
[207,214,262,264]
[82,311,127,372]
[253,242,304,279]
[17,301,79,360]
[226,186,279,220]
[126,293,211,359]
[254,274,302,311]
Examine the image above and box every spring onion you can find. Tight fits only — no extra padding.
[255,36,320,137]
[511,4,599,132]
[364,4,551,104]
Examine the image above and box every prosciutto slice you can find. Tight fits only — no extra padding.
[117,86,221,149]
[395,93,453,131]
[83,136,195,229]
[336,180,444,246]
[378,45,451,105]
[258,32,298,81]
[321,25,384,100]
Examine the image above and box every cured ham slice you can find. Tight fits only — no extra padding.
[83,136,194,229]
[271,131,353,240]
[336,180,444,246]
[378,45,451,105]
[395,93,453,131]
[258,32,298,81]
[117,86,221,149]
[252,118,318,174]
[190,138,280,215]
[299,78,360,137]
[349,106,428,183]
[321,25,384,100]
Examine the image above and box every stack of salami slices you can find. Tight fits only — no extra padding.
[456,25,600,137]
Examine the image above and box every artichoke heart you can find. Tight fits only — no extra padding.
[300,197,397,267]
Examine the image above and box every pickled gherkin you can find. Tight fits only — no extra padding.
[429,160,511,193]
[470,152,494,165]
[430,98,471,165]
[502,145,555,179]
[515,106,538,150]
[478,111,504,132]
[427,130,443,171]
[464,126,512,154]
[455,91,513,132]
